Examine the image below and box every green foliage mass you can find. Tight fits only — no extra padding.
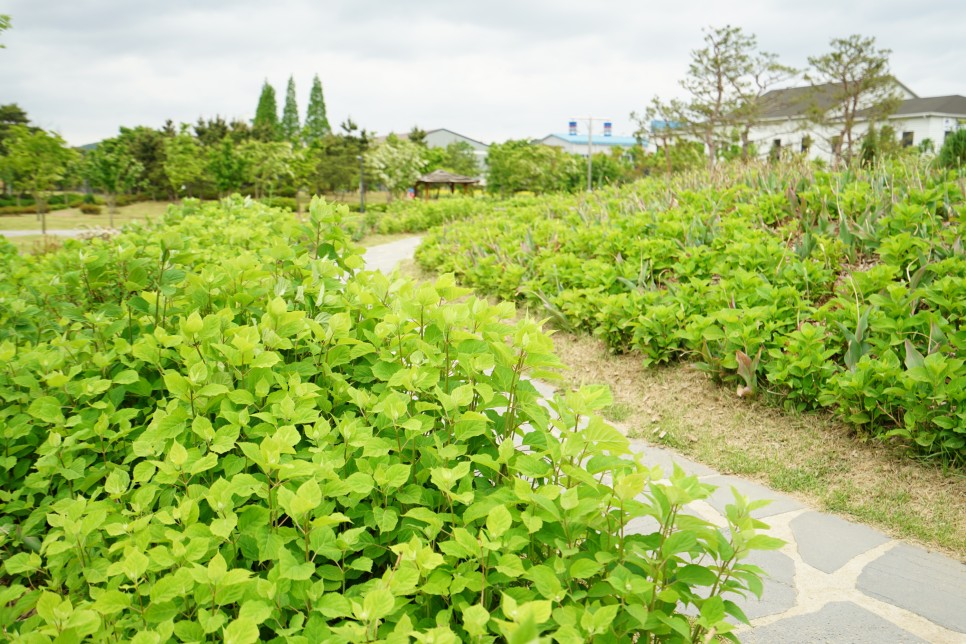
[939,129,966,169]
[416,159,966,467]
[0,198,778,641]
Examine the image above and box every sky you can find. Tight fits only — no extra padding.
[1,0,965,147]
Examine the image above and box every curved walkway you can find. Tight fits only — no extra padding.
[363,236,966,643]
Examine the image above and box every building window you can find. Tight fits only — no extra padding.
[801,136,812,153]
[902,131,914,147]
[772,139,782,149]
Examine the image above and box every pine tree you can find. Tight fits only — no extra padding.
[253,80,279,141]
[303,74,331,144]
[280,76,300,143]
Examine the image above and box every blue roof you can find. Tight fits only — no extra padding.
[548,133,641,146]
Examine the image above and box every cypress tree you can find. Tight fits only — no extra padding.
[280,76,300,143]
[303,74,331,144]
[253,80,279,141]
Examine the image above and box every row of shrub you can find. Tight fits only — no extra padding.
[0,197,777,641]
[415,159,966,466]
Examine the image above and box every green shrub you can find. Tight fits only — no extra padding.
[79,203,102,214]
[414,162,966,465]
[0,197,778,641]
[939,129,966,169]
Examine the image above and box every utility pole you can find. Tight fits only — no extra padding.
[570,116,610,191]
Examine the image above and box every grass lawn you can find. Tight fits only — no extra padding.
[0,201,172,231]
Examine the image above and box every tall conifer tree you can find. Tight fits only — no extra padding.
[253,80,279,141]
[280,76,300,143]
[303,74,331,144]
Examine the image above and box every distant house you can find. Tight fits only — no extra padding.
[536,131,642,157]
[373,128,489,174]
[748,81,966,160]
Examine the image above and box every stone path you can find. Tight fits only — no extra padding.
[364,236,966,643]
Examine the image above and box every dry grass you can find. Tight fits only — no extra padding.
[549,331,966,560]
[0,201,170,232]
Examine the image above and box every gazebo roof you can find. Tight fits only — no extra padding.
[416,169,479,184]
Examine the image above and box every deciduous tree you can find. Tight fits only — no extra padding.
[806,35,903,164]
[1,125,78,231]
[163,126,205,198]
[81,136,144,223]
[239,140,294,199]
[364,135,426,201]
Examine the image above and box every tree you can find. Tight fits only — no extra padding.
[280,76,300,143]
[485,140,580,196]
[303,74,331,144]
[207,136,246,197]
[163,126,205,198]
[0,103,30,152]
[939,129,966,169]
[194,116,231,147]
[1,125,78,231]
[0,14,10,48]
[364,135,426,201]
[442,141,480,177]
[806,35,903,164]
[81,137,144,224]
[119,126,169,199]
[253,80,280,141]
[640,26,788,168]
[632,97,688,177]
[239,140,294,199]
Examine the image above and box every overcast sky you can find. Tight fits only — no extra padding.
[2,1,965,146]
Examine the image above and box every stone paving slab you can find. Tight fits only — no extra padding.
[702,474,806,518]
[857,544,966,634]
[735,549,798,620]
[627,438,717,478]
[791,511,891,574]
[742,601,931,643]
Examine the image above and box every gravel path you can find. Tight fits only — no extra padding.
[0,228,88,238]
[363,235,966,643]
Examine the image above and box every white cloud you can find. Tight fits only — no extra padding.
[1,0,964,145]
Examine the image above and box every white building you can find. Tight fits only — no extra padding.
[749,82,966,160]
[422,128,490,172]
[536,131,642,157]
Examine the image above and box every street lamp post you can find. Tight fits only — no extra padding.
[570,116,609,192]
[357,155,366,213]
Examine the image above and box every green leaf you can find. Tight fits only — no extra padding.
[525,565,562,600]
[568,558,603,580]
[361,587,395,622]
[93,590,131,615]
[3,552,42,575]
[223,617,259,644]
[700,595,726,625]
[486,504,512,538]
[29,396,65,424]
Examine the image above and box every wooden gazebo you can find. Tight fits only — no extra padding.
[414,169,480,199]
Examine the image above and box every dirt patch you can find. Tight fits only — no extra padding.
[549,331,966,560]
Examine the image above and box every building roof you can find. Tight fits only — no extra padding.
[424,128,489,148]
[887,95,966,117]
[757,80,919,120]
[415,169,479,184]
[541,133,641,146]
